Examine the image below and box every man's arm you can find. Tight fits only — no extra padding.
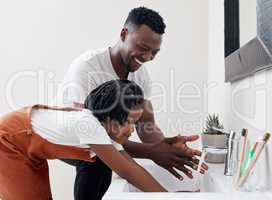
[122,100,164,159]
[135,100,164,142]
[123,100,208,179]
[122,100,164,158]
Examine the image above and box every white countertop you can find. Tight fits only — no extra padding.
[103,160,272,200]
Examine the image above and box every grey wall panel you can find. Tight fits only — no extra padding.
[225,0,272,82]
[225,37,272,82]
[258,0,272,55]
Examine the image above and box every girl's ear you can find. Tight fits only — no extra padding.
[110,120,121,133]
[103,119,120,134]
[120,28,128,42]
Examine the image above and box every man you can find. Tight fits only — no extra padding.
[56,6,208,200]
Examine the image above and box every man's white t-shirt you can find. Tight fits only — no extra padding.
[55,47,152,106]
[30,108,123,157]
[38,47,151,155]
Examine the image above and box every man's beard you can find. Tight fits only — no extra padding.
[125,58,134,73]
[125,63,134,72]
[124,57,138,73]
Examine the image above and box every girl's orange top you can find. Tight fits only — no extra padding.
[0,105,96,200]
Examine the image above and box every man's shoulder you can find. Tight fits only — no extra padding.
[68,48,110,73]
[72,48,108,64]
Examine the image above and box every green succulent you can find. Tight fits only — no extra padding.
[203,114,224,135]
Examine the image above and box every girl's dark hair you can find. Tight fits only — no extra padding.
[84,80,144,124]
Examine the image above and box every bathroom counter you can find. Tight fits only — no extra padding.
[103,159,272,200]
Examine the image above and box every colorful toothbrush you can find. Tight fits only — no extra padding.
[236,128,248,185]
[237,133,271,187]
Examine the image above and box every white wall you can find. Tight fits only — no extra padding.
[0,0,209,136]
[240,0,257,46]
[207,0,259,128]
[208,0,272,191]
[207,0,231,129]
[0,1,209,199]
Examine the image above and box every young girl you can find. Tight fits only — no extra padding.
[0,80,167,200]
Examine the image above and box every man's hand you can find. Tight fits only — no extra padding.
[148,135,208,180]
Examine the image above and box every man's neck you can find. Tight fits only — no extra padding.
[109,44,129,79]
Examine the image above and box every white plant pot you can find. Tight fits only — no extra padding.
[201,134,227,163]
[201,133,227,149]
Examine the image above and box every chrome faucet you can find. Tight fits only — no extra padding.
[211,127,239,176]
[224,130,238,176]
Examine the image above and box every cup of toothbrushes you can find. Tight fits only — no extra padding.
[236,133,271,192]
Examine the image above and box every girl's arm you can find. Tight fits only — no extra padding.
[90,144,167,192]
[119,150,137,163]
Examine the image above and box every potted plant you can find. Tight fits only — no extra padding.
[201,114,227,149]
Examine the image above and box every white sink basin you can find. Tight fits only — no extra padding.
[104,160,272,200]
[123,161,223,193]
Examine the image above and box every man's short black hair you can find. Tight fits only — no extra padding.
[84,80,144,125]
[124,6,166,34]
